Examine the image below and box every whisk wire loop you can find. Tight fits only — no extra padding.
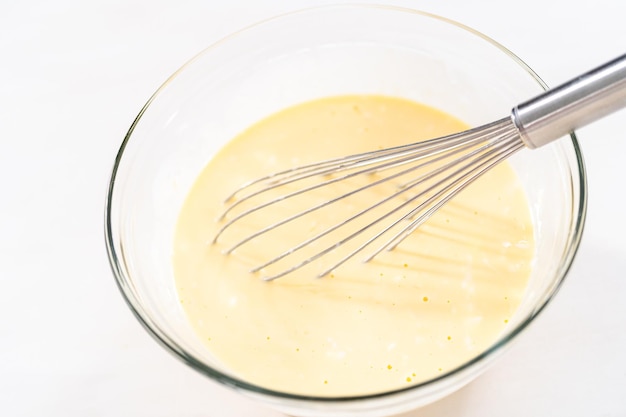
[216,118,525,280]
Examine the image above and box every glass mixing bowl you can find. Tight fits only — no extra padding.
[105,5,586,417]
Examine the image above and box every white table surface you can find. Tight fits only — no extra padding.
[1,1,625,416]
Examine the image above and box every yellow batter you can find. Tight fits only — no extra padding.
[173,95,534,396]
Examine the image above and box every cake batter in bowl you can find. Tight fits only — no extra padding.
[105,5,586,416]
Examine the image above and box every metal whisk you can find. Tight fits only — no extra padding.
[214,53,626,280]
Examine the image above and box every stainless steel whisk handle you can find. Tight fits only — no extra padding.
[513,53,626,149]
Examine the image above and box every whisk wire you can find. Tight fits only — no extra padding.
[232,119,522,281]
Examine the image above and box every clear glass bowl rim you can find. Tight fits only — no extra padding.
[104,3,588,404]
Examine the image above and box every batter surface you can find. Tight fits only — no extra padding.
[173,95,534,396]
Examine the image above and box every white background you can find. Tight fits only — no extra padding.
[1,1,625,416]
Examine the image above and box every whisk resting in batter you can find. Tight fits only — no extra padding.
[214,53,626,280]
